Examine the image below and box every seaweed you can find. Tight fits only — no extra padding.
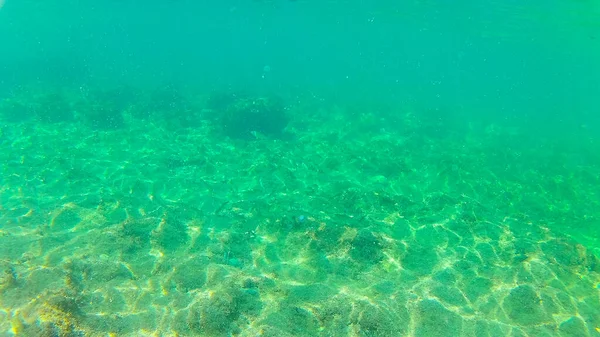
[206,91,289,139]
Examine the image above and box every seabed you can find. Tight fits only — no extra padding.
[0,86,599,337]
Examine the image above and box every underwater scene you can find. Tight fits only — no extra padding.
[1,0,599,336]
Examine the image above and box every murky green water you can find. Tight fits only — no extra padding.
[1,1,599,336]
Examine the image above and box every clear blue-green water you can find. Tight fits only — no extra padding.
[1,1,599,336]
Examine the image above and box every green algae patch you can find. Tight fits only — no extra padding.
[414,299,463,337]
[558,316,588,337]
[503,285,550,326]
[402,245,439,276]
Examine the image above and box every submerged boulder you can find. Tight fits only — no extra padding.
[207,92,289,139]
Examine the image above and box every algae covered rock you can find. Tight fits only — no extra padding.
[0,97,37,123]
[75,86,141,129]
[35,91,75,123]
[207,92,289,139]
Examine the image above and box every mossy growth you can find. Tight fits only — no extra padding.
[151,217,189,253]
[0,262,18,290]
[0,98,36,122]
[350,229,383,265]
[35,91,75,123]
[136,85,199,126]
[150,85,188,113]
[185,285,262,336]
[37,289,87,336]
[503,285,550,326]
[206,92,289,139]
[73,87,130,130]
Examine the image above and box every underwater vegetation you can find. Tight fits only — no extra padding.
[206,91,290,139]
[0,89,74,123]
[1,83,600,336]
[131,84,198,126]
[0,98,36,123]
[73,87,134,130]
[0,86,127,127]
[35,91,75,123]
[1,84,291,139]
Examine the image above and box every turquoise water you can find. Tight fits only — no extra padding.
[1,1,599,336]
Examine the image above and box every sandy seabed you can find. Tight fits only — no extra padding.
[1,88,599,337]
